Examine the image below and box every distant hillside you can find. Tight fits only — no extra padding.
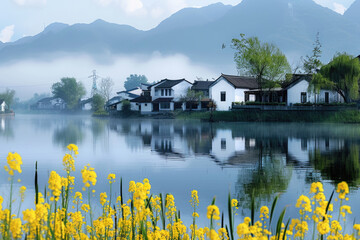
[0,0,359,67]
[344,0,360,24]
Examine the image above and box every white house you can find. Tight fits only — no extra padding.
[131,79,192,113]
[0,99,6,112]
[285,74,343,106]
[151,79,192,111]
[33,97,66,110]
[209,74,258,111]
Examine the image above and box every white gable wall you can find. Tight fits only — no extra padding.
[287,80,314,105]
[210,78,235,111]
[172,81,192,101]
[0,102,5,112]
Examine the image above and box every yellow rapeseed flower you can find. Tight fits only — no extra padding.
[81,164,97,189]
[337,181,349,200]
[48,171,62,201]
[190,190,199,208]
[67,144,79,155]
[5,152,22,176]
[107,173,116,184]
[207,205,220,220]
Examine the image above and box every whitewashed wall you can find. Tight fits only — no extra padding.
[140,103,152,113]
[234,89,247,103]
[287,79,343,105]
[210,78,235,111]
[0,102,5,112]
[287,80,314,105]
[172,81,192,100]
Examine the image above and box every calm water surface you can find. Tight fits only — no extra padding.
[1,114,360,226]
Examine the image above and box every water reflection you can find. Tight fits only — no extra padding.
[52,120,86,147]
[2,115,360,224]
[0,117,14,139]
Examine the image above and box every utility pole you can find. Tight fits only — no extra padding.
[88,70,100,97]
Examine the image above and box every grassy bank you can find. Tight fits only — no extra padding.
[176,110,360,123]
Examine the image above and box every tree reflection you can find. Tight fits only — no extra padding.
[53,120,85,147]
[310,141,360,187]
[235,139,292,210]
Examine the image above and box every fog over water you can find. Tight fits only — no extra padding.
[0,53,228,100]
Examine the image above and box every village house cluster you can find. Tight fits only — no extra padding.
[105,73,344,114]
[29,73,346,113]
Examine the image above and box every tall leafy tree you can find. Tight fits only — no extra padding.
[311,53,360,103]
[52,77,86,110]
[91,93,106,113]
[231,34,291,101]
[124,74,148,90]
[302,32,322,74]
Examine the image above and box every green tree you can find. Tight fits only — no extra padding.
[231,35,291,101]
[91,93,106,114]
[124,74,148,90]
[0,89,16,110]
[311,53,360,103]
[302,32,322,74]
[51,78,86,110]
[180,88,204,111]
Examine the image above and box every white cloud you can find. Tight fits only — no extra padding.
[122,0,143,13]
[0,25,15,43]
[12,0,46,6]
[333,2,346,14]
[95,0,143,13]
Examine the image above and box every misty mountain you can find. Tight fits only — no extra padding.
[344,0,360,24]
[0,0,359,67]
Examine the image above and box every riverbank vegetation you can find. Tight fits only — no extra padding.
[176,110,360,123]
[1,145,360,239]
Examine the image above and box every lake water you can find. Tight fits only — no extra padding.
[0,114,360,227]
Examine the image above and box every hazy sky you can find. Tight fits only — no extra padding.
[0,0,356,43]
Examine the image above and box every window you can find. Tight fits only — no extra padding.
[161,89,164,96]
[221,91,226,102]
[165,89,168,96]
[301,92,307,103]
[221,138,226,150]
[160,102,170,109]
[145,104,147,106]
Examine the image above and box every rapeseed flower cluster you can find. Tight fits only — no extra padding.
[1,145,360,240]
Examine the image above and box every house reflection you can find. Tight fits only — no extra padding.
[0,116,14,139]
[107,120,360,186]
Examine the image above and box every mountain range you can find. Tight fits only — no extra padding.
[0,0,360,68]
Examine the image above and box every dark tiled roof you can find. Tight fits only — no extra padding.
[152,98,174,103]
[283,74,312,90]
[154,79,187,89]
[127,93,140,98]
[80,98,93,104]
[116,87,140,95]
[130,95,152,103]
[214,74,258,89]
[191,81,214,90]
[37,97,56,103]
